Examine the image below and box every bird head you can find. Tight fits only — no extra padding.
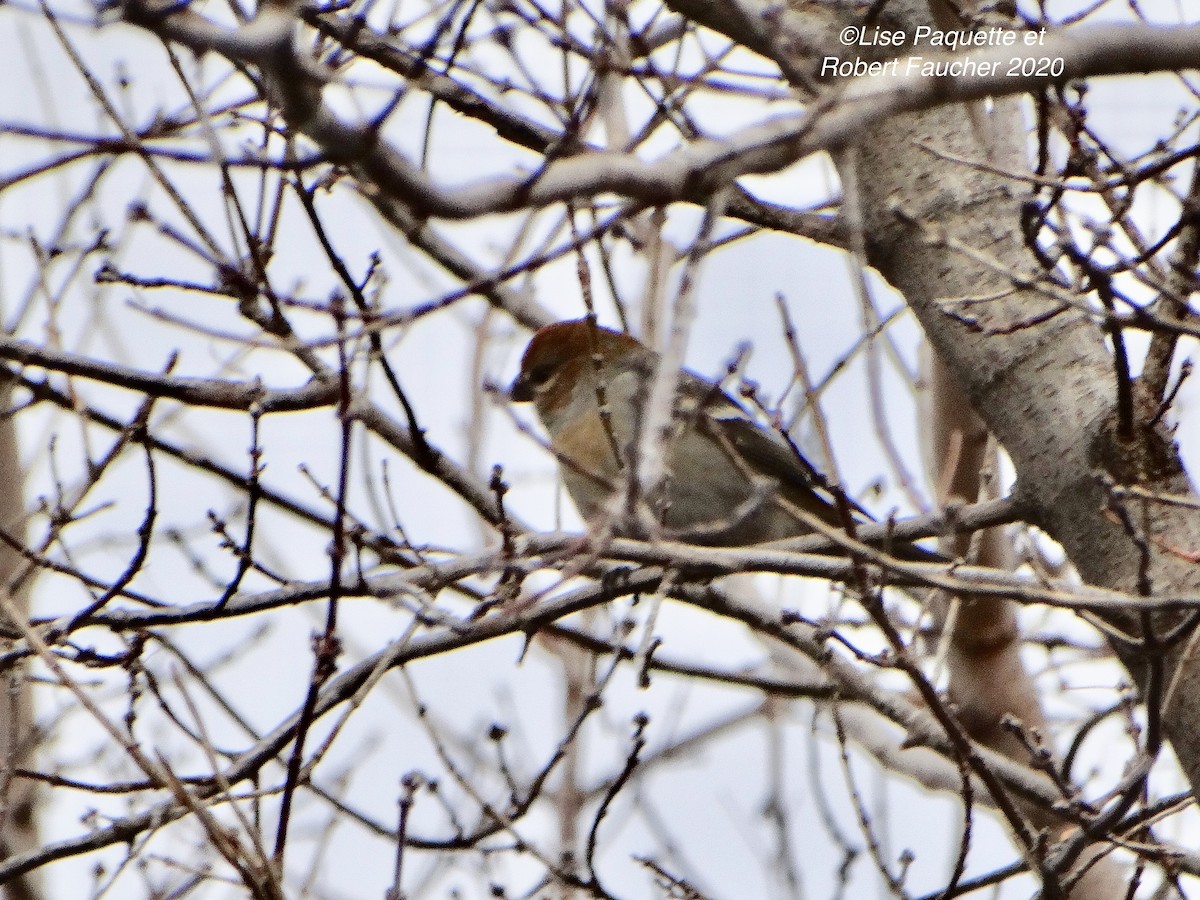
[509,319,646,424]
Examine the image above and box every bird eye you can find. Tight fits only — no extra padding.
[527,364,554,386]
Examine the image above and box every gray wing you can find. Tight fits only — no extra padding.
[674,370,852,524]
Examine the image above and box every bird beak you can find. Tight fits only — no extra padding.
[509,373,533,402]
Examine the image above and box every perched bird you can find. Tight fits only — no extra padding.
[509,318,844,546]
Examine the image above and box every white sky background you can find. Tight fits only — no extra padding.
[0,0,1198,897]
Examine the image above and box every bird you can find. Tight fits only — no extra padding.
[509,318,847,546]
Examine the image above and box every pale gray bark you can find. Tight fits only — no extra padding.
[0,379,36,900]
[844,5,1200,797]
